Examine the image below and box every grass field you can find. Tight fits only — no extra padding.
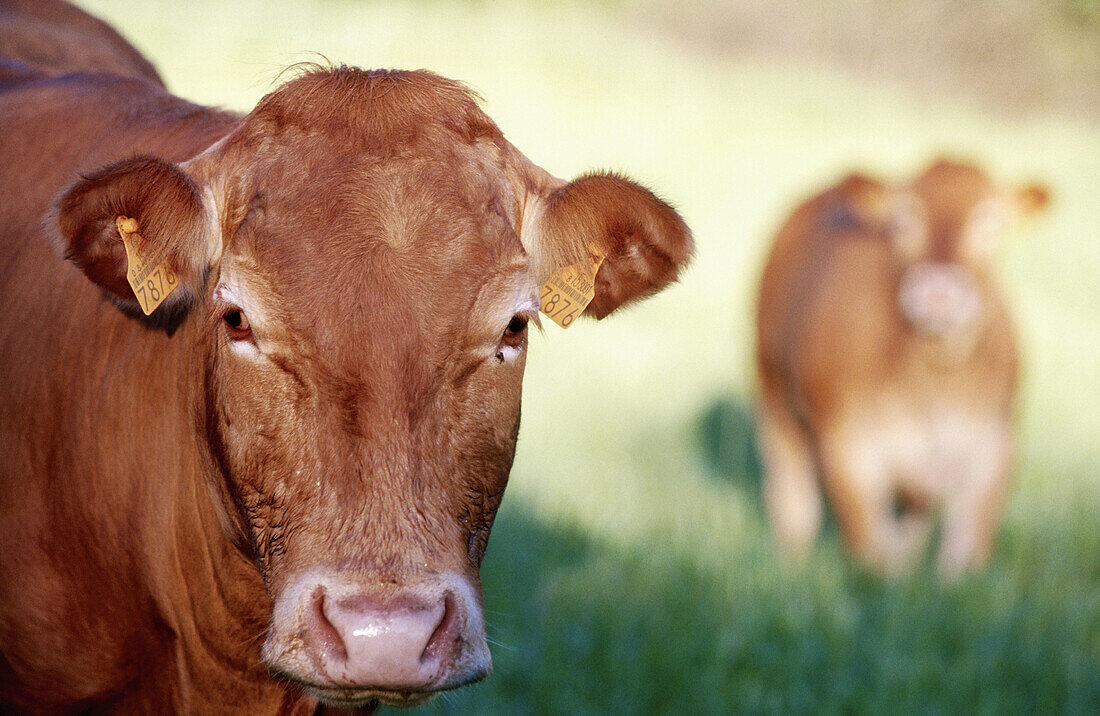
[79,1,1100,712]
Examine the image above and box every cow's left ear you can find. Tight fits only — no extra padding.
[520,170,693,319]
[964,181,1052,259]
[55,155,215,324]
[1014,182,1051,219]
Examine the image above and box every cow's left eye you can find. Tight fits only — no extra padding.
[506,316,527,336]
[502,315,528,346]
[495,315,529,362]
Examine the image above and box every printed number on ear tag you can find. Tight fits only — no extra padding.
[116,216,178,316]
[538,250,606,329]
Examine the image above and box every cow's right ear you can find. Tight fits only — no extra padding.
[55,155,214,322]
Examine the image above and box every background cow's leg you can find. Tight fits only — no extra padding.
[758,391,822,559]
[819,425,932,575]
[937,423,1012,579]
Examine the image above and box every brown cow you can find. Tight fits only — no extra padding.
[0,0,163,84]
[755,160,1047,577]
[0,38,692,716]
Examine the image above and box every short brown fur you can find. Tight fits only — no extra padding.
[0,0,162,83]
[0,8,691,713]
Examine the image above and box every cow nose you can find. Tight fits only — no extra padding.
[263,573,491,701]
[898,262,981,337]
[309,589,459,690]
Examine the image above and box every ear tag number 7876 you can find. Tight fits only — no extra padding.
[538,250,605,328]
[116,215,178,316]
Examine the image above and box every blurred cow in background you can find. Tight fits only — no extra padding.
[755,159,1048,577]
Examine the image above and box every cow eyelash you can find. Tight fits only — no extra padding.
[222,307,253,341]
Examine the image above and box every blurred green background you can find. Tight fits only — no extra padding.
[79,0,1100,712]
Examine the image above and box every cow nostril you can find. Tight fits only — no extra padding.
[310,587,347,662]
[421,592,458,666]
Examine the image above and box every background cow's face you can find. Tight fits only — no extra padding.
[55,68,691,707]
[836,161,1048,349]
[891,160,1048,346]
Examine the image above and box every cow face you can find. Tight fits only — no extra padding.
[55,68,691,707]
[831,162,1047,350]
[891,160,1048,347]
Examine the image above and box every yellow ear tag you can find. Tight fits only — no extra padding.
[116,215,178,316]
[538,248,606,328]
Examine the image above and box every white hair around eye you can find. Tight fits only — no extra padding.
[213,277,263,358]
[492,295,538,364]
[885,190,928,262]
[514,296,539,318]
[212,281,238,305]
[963,195,1011,259]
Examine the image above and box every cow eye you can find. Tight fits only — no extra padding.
[502,315,528,344]
[506,315,528,336]
[495,315,530,362]
[223,308,252,341]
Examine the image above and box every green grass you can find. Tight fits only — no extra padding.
[77,1,1100,712]
[441,505,1100,713]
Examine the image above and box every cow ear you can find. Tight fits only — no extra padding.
[962,182,1051,259]
[521,171,693,320]
[55,155,214,323]
[1015,182,1051,219]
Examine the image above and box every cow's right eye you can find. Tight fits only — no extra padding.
[223,308,252,341]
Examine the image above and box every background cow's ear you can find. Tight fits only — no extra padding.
[960,182,1051,260]
[523,172,693,320]
[55,155,214,323]
[1015,182,1051,219]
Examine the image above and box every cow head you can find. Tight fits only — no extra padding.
[54,67,692,708]
[830,162,1048,352]
[893,160,1048,348]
